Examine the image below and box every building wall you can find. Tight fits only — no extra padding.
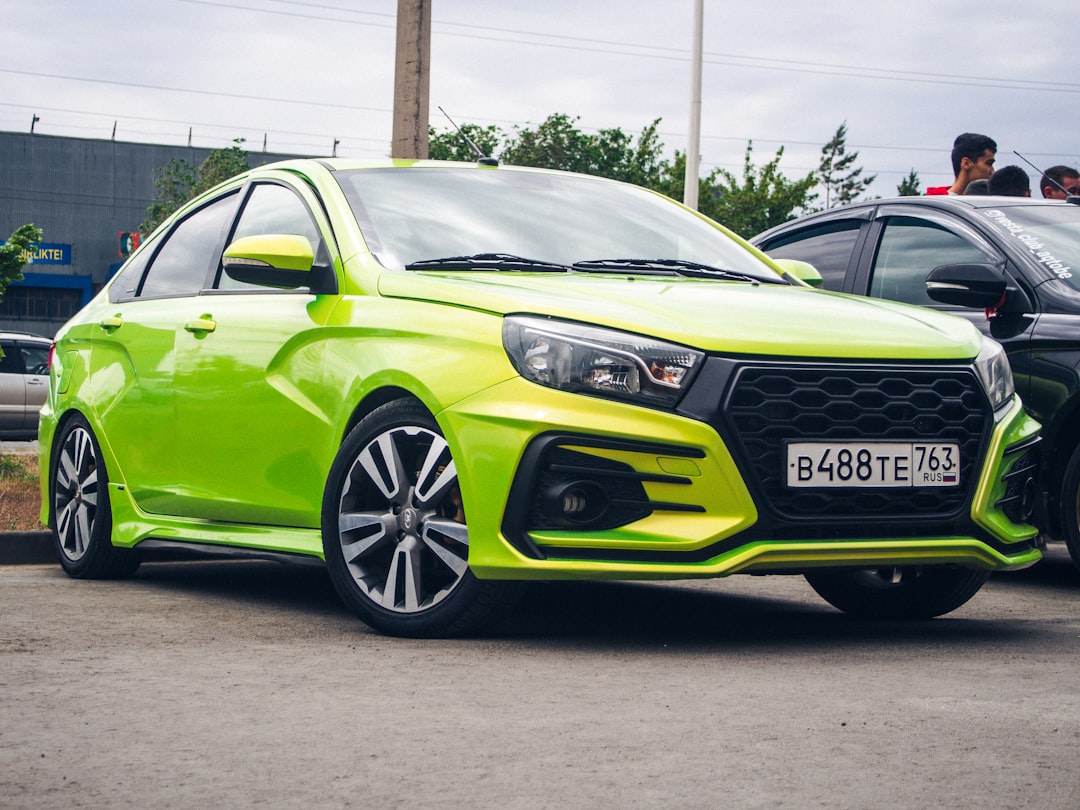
[0,131,301,337]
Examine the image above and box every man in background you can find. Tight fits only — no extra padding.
[926,133,997,195]
[1038,165,1080,199]
[988,165,1031,197]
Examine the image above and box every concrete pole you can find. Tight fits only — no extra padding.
[391,0,431,159]
[684,0,703,210]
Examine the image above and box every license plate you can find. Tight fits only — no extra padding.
[786,442,960,488]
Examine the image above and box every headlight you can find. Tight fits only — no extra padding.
[503,315,704,407]
[974,338,1014,412]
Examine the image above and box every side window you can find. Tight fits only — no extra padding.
[21,344,49,376]
[109,248,152,303]
[138,193,238,299]
[0,341,20,374]
[870,217,995,307]
[761,221,862,291]
[217,183,324,291]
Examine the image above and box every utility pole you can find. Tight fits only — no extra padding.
[391,0,431,159]
[684,0,703,210]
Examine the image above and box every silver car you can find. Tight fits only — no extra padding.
[0,332,50,439]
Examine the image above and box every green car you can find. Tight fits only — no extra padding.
[39,159,1041,637]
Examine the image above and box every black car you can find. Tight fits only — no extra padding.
[753,195,1080,569]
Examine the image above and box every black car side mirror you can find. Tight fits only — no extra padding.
[925,263,1012,309]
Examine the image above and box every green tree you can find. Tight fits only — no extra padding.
[817,121,876,208]
[0,223,44,361]
[140,140,250,235]
[498,114,667,183]
[608,118,667,187]
[429,122,504,161]
[500,113,602,174]
[705,143,819,237]
[897,169,921,196]
[429,114,670,187]
[191,141,250,196]
[139,158,197,236]
[0,223,43,301]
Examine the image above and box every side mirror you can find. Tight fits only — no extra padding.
[772,258,824,288]
[223,234,315,289]
[925,262,1009,308]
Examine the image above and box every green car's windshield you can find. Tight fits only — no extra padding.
[334,167,784,283]
[976,204,1080,288]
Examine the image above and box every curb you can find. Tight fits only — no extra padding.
[0,531,55,565]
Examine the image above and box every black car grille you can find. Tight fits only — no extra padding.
[723,364,991,522]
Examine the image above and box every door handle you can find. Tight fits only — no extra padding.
[99,315,123,331]
[184,316,217,334]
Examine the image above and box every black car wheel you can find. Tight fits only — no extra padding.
[322,400,522,637]
[1059,445,1080,571]
[804,565,989,619]
[51,414,140,579]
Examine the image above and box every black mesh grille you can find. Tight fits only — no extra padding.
[724,364,991,521]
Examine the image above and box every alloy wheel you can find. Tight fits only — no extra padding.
[54,425,100,563]
[336,424,469,613]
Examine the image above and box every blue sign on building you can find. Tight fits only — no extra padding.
[23,242,73,265]
[0,241,73,265]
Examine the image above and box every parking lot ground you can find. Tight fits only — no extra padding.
[1,546,1078,808]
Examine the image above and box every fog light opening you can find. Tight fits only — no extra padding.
[543,481,610,527]
[1020,476,1037,522]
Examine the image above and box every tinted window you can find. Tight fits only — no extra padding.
[218,183,324,291]
[21,344,49,375]
[762,221,862,290]
[870,217,994,306]
[138,194,237,298]
[109,248,152,303]
[0,342,20,374]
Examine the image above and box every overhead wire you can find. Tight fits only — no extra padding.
[7,0,1078,176]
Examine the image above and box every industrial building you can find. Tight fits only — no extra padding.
[0,130,302,337]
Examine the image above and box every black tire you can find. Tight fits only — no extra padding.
[804,565,989,620]
[1058,444,1080,572]
[321,400,522,638]
[51,414,140,579]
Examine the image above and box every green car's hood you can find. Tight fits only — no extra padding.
[377,271,982,360]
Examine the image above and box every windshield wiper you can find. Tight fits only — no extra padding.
[572,258,783,284]
[405,253,571,273]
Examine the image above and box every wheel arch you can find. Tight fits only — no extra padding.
[45,412,98,514]
[1042,393,1080,539]
[338,386,429,446]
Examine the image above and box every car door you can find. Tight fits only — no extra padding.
[89,191,240,515]
[851,207,1037,403]
[19,341,49,432]
[168,178,340,528]
[0,339,26,433]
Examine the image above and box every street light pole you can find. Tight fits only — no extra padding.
[684,0,703,210]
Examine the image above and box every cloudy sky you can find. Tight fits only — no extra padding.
[5,1,1079,199]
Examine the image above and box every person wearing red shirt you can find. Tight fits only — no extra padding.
[926,132,997,195]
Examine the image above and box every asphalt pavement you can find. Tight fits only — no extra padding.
[1,546,1078,809]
